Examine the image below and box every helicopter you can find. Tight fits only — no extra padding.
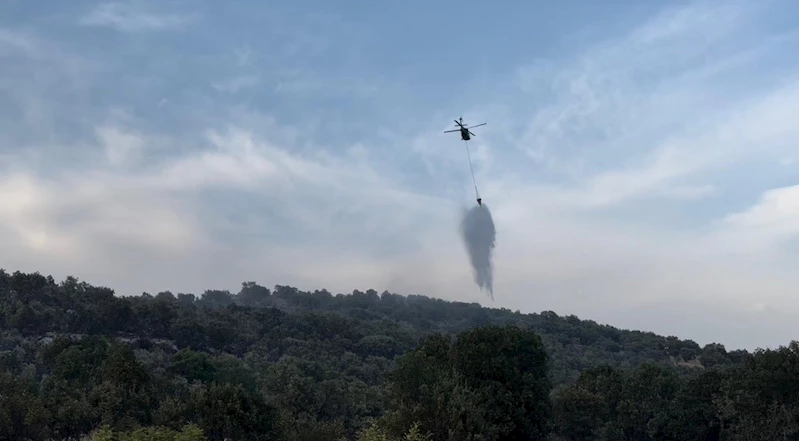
[445,117,487,206]
[444,117,486,141]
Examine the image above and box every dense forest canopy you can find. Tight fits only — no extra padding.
[1,269,796,440]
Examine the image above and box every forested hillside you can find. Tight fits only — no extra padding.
[1,269,796,440]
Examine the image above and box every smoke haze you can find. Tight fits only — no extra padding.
[460,203,496,299]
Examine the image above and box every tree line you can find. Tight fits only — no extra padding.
[1,269,792,440]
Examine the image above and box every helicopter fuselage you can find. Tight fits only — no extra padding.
[460,127,471,141]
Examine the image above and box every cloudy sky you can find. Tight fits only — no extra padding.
[2,0,799,350]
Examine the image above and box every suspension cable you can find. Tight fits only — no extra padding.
[464,139,480,202]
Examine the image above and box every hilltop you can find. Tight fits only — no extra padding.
[0,270,744,383]
[0,269,752,440]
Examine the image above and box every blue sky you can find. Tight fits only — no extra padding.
[2,0,799,350]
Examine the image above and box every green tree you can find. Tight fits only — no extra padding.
[189,383,280,440]
[386,326,552,440]
[552,385,607,440]
[237,282,271,306]
[658,370,723,440]
[452,325,552,440]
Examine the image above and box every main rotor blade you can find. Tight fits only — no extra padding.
[468,130,476,137]
[444,129,459,133]
[469,123,486,128]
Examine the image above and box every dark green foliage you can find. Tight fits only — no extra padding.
[550,343,799,440]
[188,383,280,440]
[452,326,552,439]
[85,423,207,441]
[383,326,552,440]
[0,268,795,440]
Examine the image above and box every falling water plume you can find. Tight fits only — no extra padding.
[460,202,496,300]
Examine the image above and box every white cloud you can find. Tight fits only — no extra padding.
[80,2,195,32]
[509,1,798,194]
[726,185,799,233]
[0,174,75,254]
[713,185,799,257]
[234,47,252,67]
[213,76,260,94]
[0,29,39,55]
[565,81,799,208]
[96,126,145,166]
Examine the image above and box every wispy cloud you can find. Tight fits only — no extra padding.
[713,184,799,256]
[212,75,260,94]
[494,1,799,211]
[80,2,196,32]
